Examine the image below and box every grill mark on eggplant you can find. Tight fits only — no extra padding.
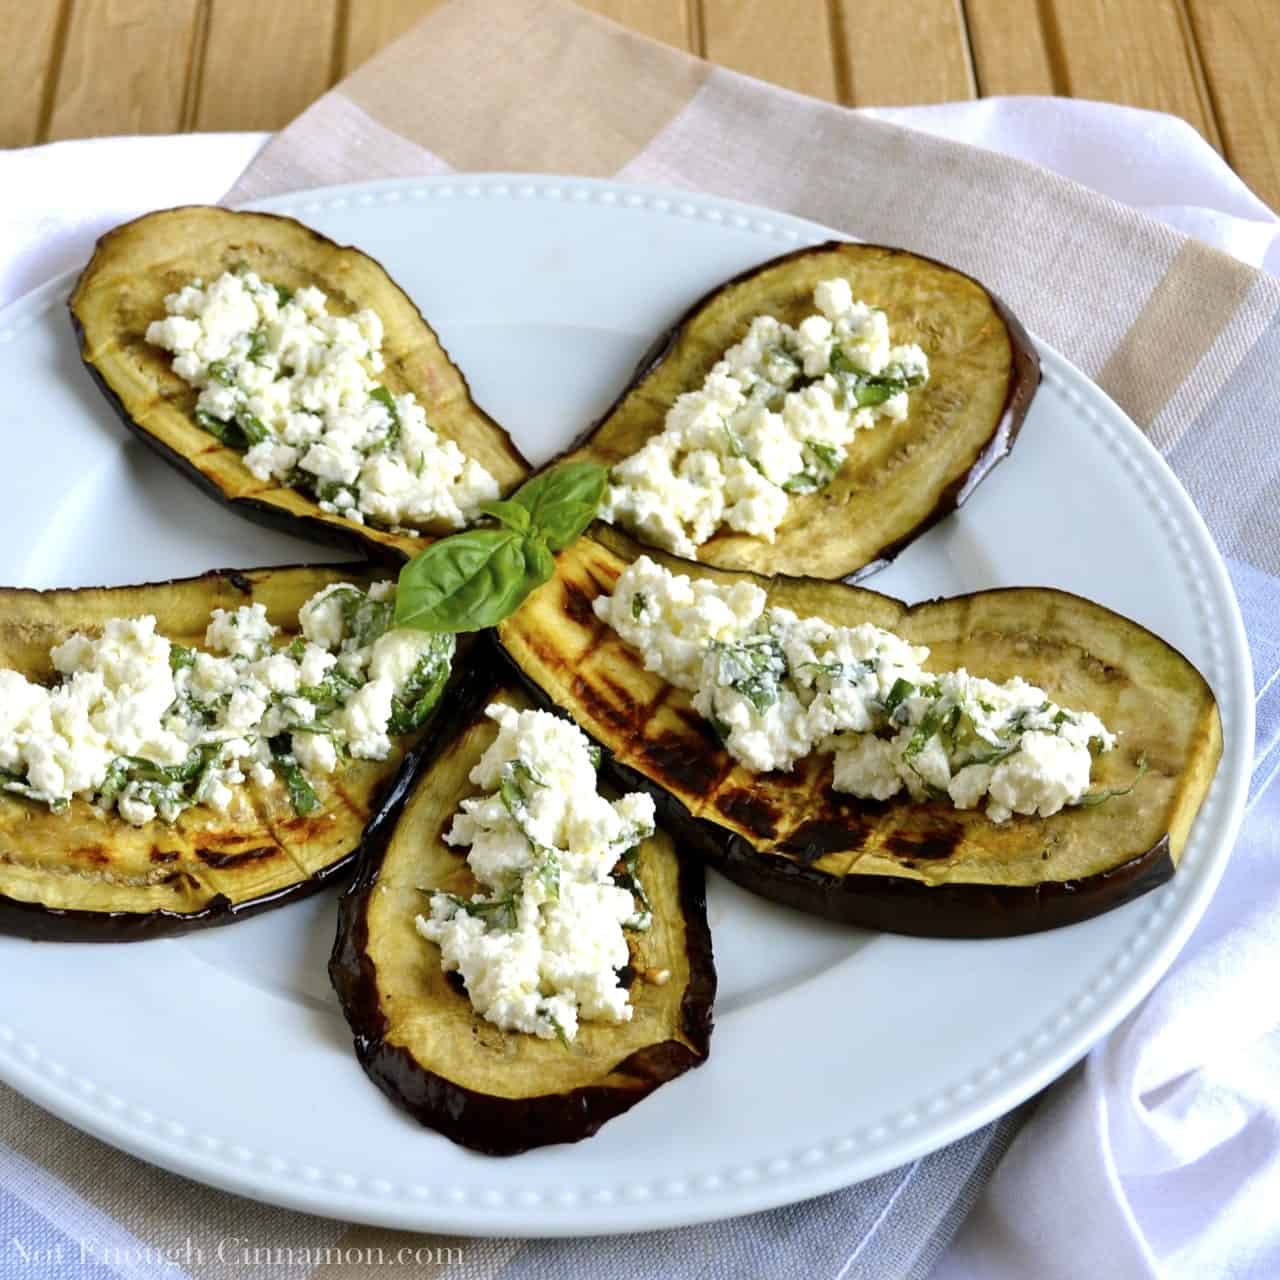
[775,816,872,865]
[160,870,205,892]
[560,578,600,631]
[195,844,282,869]
[149,848,180,864]
[226,571,254,594]
[326,778,370,822]
[883,825,964,861]
[75,845,110,866]
[569,671,643,747]
[713,787,780,840]
[633,730,726,798]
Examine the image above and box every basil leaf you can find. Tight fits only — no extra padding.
[509,462,607,551]
[395,529,543,633]
[478,499,532,535]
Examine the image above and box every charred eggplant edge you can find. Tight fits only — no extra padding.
[68,206,531,567]
[499,558,1221,938]
[0,564,468,942]
[561,239,1041,581]
[328,664,716,1155]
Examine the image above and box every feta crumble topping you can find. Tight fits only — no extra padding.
[146,270,500,530]
[600,278,929,558]
[595,558,1118,824]
[0,581,453,827]
[417,704,656,1042]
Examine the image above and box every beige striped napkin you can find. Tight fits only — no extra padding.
[6,0,1278,1277]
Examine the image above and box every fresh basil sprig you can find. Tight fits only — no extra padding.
[394,462,606,634]
[503,461,607,551]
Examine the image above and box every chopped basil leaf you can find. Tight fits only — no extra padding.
[883,677,915,716]
[369,386,400,449]
[169,644,196,673]
[269,738,319,816]
[710,632,788,714]
[1075,756,1150,808]
[782,440,843,493]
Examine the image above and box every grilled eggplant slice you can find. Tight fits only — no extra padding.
[69,206,529,563]
[330,682,715,1155]
[569,241,1038,579]
[0,565,464,941]
[496,529,1222,937]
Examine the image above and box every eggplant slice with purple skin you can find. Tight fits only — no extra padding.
[496,528,1223,938]
[0,565,468,942]
[69,205,530,565]
[330,682,715,1156]
[567,240,1039,580]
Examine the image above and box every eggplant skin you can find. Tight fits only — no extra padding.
[564,240,1040,580]
[329,677,716,1156]
[0,565,472,943]
[69,205,530,566]
[496,530,1223,938]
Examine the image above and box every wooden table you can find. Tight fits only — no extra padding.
[5,0,1277,211]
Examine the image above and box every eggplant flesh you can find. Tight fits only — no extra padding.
[567,240,1039,580]
[329,681,715,1155]
[496,529,1223,938]
[0,565,456,941]
[69,205,530,564]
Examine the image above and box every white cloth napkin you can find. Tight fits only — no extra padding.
[3,100,1277,1280]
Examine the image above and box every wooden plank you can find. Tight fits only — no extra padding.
[0,0,66,146]
[341,0,445,76]
[964,0,1056,95]
[1187,0,1280,211]
[702,0,837,101]
[194,0,340,130]
[45,0,202,140]
[833,0,974,105]
[1040,0,1220,146]
[341,1,690,79]
[576,0,692,51]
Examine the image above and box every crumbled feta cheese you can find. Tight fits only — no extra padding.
[593,554,766,690]
[417,704,655,1042]
[340,679,395,759]
[206,603,275,660]
[298,584,348,651]
[146,269,498,530]
[598,559,1118,824]
[601,279,930,557]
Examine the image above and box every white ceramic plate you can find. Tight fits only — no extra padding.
[0,176,1252,1236]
